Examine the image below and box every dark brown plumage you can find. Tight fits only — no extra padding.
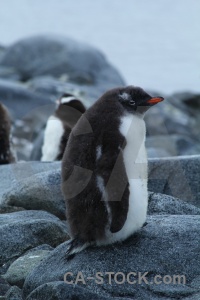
[0,103,15,164]
[62,86,164,256]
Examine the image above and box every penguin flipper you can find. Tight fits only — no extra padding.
[98,145,129,234]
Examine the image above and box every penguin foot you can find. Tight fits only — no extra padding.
[66,237,89,258]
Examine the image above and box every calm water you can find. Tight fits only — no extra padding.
[0,0,199,94]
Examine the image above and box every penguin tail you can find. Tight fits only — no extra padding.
[66,237,90,257]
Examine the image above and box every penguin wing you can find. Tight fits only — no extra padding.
[97,141,129,233]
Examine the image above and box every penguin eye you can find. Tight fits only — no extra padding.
[129,100,135,105]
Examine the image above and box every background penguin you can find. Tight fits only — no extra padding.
[0,102,16,164]
[41,93,86,161]
[62,86,164,256]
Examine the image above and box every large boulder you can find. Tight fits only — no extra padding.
[1,169,65,219]
[23,215,200,299]
[0,35,125,86]
[148,155,200,208]
[0,161,60,199]
[0,210,68,265]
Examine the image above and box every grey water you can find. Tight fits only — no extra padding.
[0,0,199,94]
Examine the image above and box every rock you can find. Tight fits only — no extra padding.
[146,134,200,158]
[0,35,124,86]
[5,286,22,300]
[26,282,112,300]
[0,161,60,199]
[148,193,200,215]
[1,169,65,219]
[148,155,200,208]
[0,210,68,265]
[0,205,25,214]
[0,66,20,81]
[144,98,195,137]
[26,75,121,107]
[0,79,52,120]
[23,215,200,299]
[0,277,10,297]
[0,79,55,160]
[3,249,52,288]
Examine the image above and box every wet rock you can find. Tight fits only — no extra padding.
[0,210,68,265]
[23,215,200,299]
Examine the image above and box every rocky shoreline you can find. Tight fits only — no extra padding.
[0,36,200,299]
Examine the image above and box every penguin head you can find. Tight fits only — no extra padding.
[55,93,86,126]
[56,93,86,113]
[117,86,164,116]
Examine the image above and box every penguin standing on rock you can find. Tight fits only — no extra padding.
[41,93,86,161]
[0,102,16,164]
[62,86,164,256]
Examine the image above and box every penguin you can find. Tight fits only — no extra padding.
[61,86,164,256]
[41,93,86,161]
[0,102,16,164]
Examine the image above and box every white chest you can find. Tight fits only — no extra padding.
[102,113,148,244]
[41,116,64,161]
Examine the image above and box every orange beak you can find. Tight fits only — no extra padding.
[147,97,164,104]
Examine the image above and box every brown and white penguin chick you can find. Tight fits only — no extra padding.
[41,93,86,161]
[62,86,164,257]
[0,102,16,164]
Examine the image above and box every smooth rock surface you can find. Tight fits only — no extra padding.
[3,249,52,288]
[23,215,200,299]
[1,169,65,219]
[0,210,68,265]
[0,161,60,199]
[148,155,200,208]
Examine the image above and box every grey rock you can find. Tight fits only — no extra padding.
[146,134,200,158]
[190,276,200,289]
[1,169,65,219]
[0,277,10,296]
[148,155,200,208]
[26,75,121,107]
[5,286,22,300]
[3,250,52,288]
[183,294,200,300]
[0,79,52,120]
[0,79,55,160]
[26,281,112,300]
[0,205,25,214]
[0,161,60,199]
[0,35,124,86]
[23,215,200,299]
[148,193,200,215]
[0,66,20,81]
[0,210,68,265]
